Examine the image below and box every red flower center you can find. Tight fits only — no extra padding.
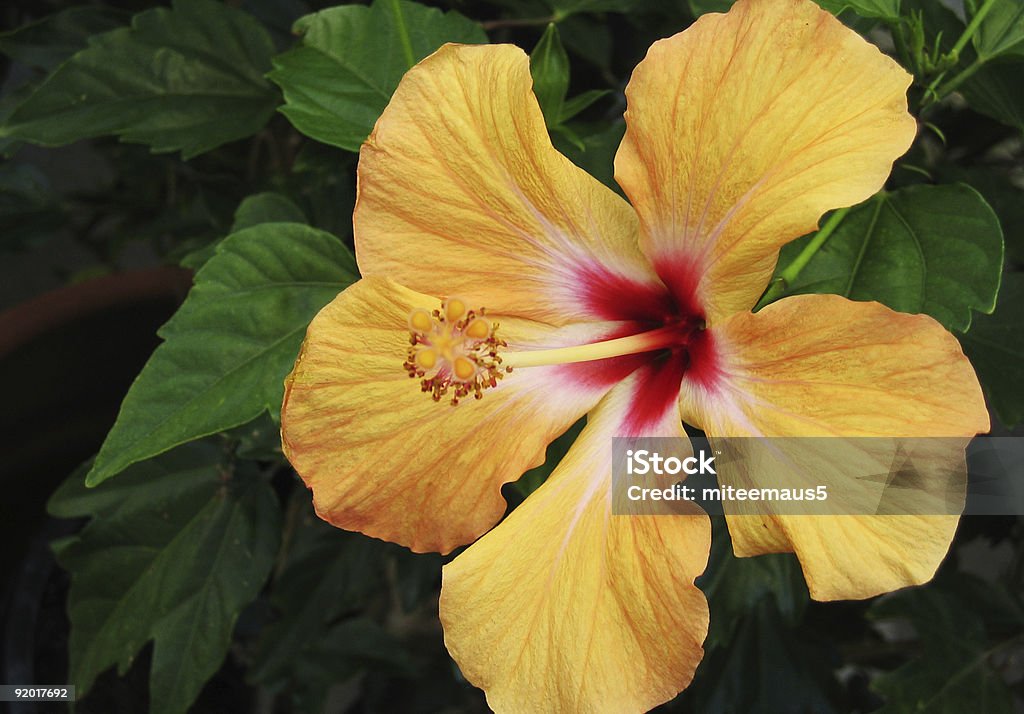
[568,263,718,432]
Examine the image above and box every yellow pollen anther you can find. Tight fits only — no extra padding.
[415,348,437,370]
[409,308,433,333]
[452,356,477,381]
[403,299,507,406]
[465,317,491,340]
[444,297,467,323]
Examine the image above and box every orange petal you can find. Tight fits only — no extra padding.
[615,0,917,323]
[281,277,616,554]
[679,294,989,599]
[355,43,663,326]
[441,369,710,712]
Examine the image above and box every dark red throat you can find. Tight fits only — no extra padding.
[562,262,718,432]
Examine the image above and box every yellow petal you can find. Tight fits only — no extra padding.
[281,277,616,554]
[356,43,662,326]
[441,370,710,713]
[615,0,917,323]
[679,294,989,599]
[680,295,988,437]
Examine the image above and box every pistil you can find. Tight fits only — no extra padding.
[502,325,693,369]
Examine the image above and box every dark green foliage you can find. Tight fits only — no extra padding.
[961,60,1024,132]
[777,184,1004,332]
[961,273,1024,427]
[0,161,64,248]
[86,221,357,486]
[530,24,571,127]
[49,444,281,714]
[1,0,279,158]
[0,6,126,71]
[869,572,1024,713]
[969,0,1024,61]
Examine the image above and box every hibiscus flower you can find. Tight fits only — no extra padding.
[281,0,988,710]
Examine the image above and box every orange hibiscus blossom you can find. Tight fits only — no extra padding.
[281,0,989,710]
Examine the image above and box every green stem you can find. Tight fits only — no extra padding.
[951,0,997,58]
[923,0,997,107]
[932,57,986,101]
[757,206,851,308]
[922,70,949,107]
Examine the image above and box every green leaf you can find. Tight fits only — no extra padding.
[688,0,889,23]
[181,192,309,271]
[249,495,426,712]
[1,0,278,159]
[961,59,1024,132]
[269,0,485,152]
[0,162,64,250]
[310,618,415,675]
[937,167,1024,268]
[778,184,1004,332]
[814,0,899,20]
[692,599,839,714]
[279,618,415,712]
[873,646,1011,712]
[250,509,388,685]
[559,15,612,70]
[692,517,834,714]
[960,272,1024,428]
[698,518,808,650]
[552,123,586,151]
[287,143,358,238]
[869,573,1016,713]
[688,0,735,16]
[553,120,625,192]
[86,223,357,486]
[972,0,1024,60]
[547,0,636,16]
[224,410,287,461]
[0,6,127,71]
[0,81,35,156]
[48,444,281,714]
[559,89,610,123]
[231,192,307,233]
[530,24,570,128]
[936,572,1024,631]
